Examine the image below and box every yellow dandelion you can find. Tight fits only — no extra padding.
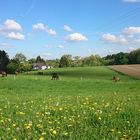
[110,128,115,132]
[59,108,63,111]
[98,117,101,120]
[7,128,11,131]
[42,132,46,135]
[13,124,16,127]
[0,120,4,123]
[39,137,44,140]
[52,130,57,135]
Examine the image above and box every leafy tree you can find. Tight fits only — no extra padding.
[13,53,27,64]
[0,50,9,71]
[7,62,19,74]
[129,49,140,64]
[28,58,36,64]
[73,56,82,67]
[36,56,45,64]
[82,55,103,66]
[19,63,32,72]
[59,54,72,67]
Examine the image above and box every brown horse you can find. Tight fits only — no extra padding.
[113,76,120,82]
[15,71,19,76]
[1,71,7,77]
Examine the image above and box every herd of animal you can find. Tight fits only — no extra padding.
[0,71,120,82]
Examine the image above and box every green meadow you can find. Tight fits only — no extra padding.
[0,66,140,140]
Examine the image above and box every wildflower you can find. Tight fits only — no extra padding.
[0,120,4,123]
[7,128,10,131]
[63,132,68,136]
[59,107,63,111]
[13,124,16,127]
[36,124,43,129]
[39,137,44,140]
[98,117,101,120]
[118,131,121,134]
[17,112,25,115]
[110,128,115,132]
[42,132,46,135]
[52,130,57,135]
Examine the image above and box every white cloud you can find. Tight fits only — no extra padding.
[4,19,22,31]
[6,32,25,40]
[128,47,135,51]
[0,19,24,41]
[33,23,46,31]
[101,34,128,45]
[63,25,73,32]
[117,35,128,45]
[123,27,140,35]
[33,23,56,35]
[47,29,56,35]
[65,33,88,42]
[102,33,117,42]
[58,45,64,49]
[123,0,140,2]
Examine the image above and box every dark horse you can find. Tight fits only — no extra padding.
[51,73,59,80]
[1,71,7,77]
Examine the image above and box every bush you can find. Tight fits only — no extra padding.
[7,62,19,74]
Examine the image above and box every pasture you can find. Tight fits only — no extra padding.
[0,66,140,140]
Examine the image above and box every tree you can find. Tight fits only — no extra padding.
[28,58,36,64]
[7,62,19,74]
[0,50,9,71]
[129,49,140,64]
[13,53,27,64]
[73,56,82,67]
[59,54,72,67]
[82,55,103,66]
[36,56,45,64]
[114,52,129,65]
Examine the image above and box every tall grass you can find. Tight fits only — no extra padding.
[0,67,139,139]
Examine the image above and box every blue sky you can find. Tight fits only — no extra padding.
[0,0,140,59]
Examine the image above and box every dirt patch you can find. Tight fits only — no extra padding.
[108,64,140,79]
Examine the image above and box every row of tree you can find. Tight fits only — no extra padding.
[0,49,140,73]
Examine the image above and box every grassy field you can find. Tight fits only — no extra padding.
[0,66,140,140]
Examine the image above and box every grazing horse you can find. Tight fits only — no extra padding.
[1,71,7,77]
[113,76,120,82]
[15,71,19,76]
[51,73,59,80]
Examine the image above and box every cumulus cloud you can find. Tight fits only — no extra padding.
[65,33,88,42]
[33,23,56,35]
[101,33,128,45]
[117,35,128,45]
[47,29,57,36]
[4,19,22,31]
[6,32,25,40]
[33,23,46,31]
[0,19,25,41]
[123,0,140,2]
[102,33,117,42]
[57,45,64,49]
[63,25,73,32]
[123,27,140,35]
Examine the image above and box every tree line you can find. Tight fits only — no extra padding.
[0,48,140,73]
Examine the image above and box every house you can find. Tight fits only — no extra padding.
[32,63,53,70]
